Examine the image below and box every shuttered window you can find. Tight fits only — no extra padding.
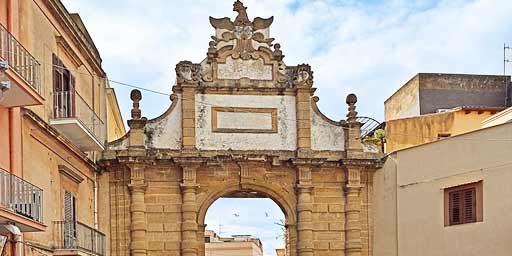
[445,181,482,226]
[63,190,77,248]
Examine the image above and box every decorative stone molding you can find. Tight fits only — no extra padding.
[58,164,84,184]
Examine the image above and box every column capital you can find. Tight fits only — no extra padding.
[128,183,148,193]
[180,183,200,192]
[296,184,314,194]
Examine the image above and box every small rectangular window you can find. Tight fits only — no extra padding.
[444,181,482,226]
[204,237,211,243]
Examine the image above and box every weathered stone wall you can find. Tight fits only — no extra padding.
[384,75,420,121]
[105,161,375,256]
[419,73,510,115]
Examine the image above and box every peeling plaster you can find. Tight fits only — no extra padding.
[311,107,345,151]
[195,94,297,150]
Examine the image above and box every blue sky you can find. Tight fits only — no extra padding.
[205,198,286,255]
[62,0,512,255]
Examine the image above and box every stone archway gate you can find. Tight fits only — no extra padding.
[100,2,382,256]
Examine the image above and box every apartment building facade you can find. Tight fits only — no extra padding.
[204,230,263,256]
[0,0,124,255]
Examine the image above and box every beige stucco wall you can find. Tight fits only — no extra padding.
[374,122,512,256]
[205,241,263,256]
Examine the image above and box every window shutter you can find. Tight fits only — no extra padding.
[449,191,462,225]
[463,188,476,223]
[64,190,77,248]
[70,75,76,117]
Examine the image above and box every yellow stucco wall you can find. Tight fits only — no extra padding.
[385,109,498,152]
[21,114,98,250]
[106,87,126,142]
[374,122,512,255]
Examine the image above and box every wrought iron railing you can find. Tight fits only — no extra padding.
[53,221,106,256]
[0,23,41,94]
[0,168,43,223]
[53,90,106,146]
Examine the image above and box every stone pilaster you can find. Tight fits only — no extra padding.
[128,89,148,148]
[344,167,363,256]
[182,86,196,150]
[345,94,363,158]
[175,61,200,151]
[295,162,314,256]
[197,224,207,256]
[286,223,298,256]
[127,163,148,256]
[296,88,312,153]
[178,160,202,256]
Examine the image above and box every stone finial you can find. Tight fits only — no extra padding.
[346,93,358,122]
[233,0,251,26]
[130,89,142,119]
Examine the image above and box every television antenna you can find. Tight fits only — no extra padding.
[504,43,511,76]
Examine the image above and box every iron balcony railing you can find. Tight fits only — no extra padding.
[53,221,106,256]
[0,168,43,223]
[53,90,106,146]
[0,23,41,94]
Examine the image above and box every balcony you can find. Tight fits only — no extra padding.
[49,90,105,151]
[0,168,45,232]
[0,23,44,107]
[53,221,106,256]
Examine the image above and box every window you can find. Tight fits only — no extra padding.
[204,237,211,243]
[53,54,76,118]
[444,181,483,226]
[437,133,451,140]
[64,190,77,248]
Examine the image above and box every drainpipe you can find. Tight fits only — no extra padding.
[4,224,21,256]
[93,161,98,229]
[6,0,12,32]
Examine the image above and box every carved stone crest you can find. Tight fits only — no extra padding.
[292,64,314,88]
[175,60,200,84]
[209,1,275,60]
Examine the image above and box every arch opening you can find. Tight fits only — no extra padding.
[198,186,296,256]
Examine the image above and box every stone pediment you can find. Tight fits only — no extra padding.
[106,1,383,163]
[174,0,313,91]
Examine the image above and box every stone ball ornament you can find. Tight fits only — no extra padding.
[130,89,142,102]
[346,93,358,105]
